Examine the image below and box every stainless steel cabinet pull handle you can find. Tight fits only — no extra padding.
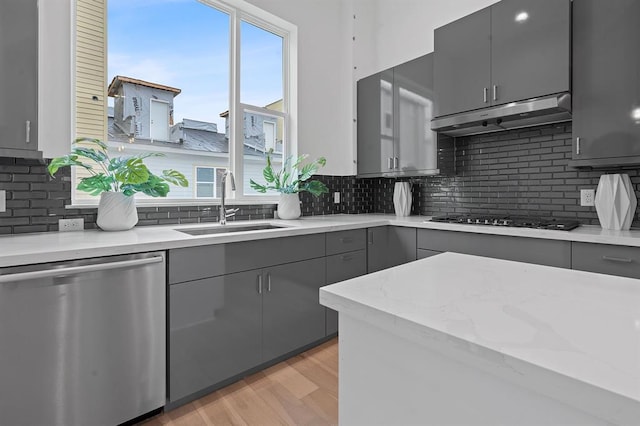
[492,85,498,101]
[576,137,581,155]
[267,273,272,292]
[483,87,488,103]
[341,255,353,261]
[0,256,163,283]
[602,255,633,263]
[339,237,353,244]
[25,120,30,144]
[257,274,263,294]
[393,157,399,169]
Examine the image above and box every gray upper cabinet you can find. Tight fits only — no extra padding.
[0,0,39,158]
[434,7,491,117]
[357,54,442,177]
[434,0,570,117]
[570,0,640,168]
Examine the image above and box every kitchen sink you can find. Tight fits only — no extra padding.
[176,223,288,236]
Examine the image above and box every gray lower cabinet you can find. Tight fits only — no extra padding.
[325,229,367,335]
[367,226,417,273]
[262,257,327,361]
[325,249,367,335]
[417,248,441,260]
[0,0,39,158]
[417,229,571,268]
[570,0,640,167]
[168,234,327,406]
[572,242,640,279]
[169,270,262,403]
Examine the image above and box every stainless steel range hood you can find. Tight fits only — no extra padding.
[431,93,572,137]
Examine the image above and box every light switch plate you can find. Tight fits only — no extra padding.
[580,189,595,206]
[0,190,5,213]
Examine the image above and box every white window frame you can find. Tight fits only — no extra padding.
[194,166,219,199]
[66,0,297,206]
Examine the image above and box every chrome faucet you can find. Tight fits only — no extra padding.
[220,171,239,225]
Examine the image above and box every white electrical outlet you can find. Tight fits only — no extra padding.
[59,218,84,232]
[0,190,5,213]
[334,192,341,204]
[580,189,595,206]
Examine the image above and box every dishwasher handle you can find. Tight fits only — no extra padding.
[0,256,164,283]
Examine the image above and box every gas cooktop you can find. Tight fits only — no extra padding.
[429,215,581,231]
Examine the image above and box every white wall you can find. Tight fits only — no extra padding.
[245,0,355,176]
[353,0,496,79]
[246,0,495,175]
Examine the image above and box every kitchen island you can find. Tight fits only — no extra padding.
[320,253,640,425]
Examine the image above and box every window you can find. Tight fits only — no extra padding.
[72,0,297,205]
[195,166,227,198]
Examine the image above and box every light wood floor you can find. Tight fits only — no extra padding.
[141,338,338,426]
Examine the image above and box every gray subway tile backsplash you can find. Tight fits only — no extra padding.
[1,123,639,234]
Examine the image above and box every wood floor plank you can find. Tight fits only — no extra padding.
[217,378,289,425]
[261,360,319,399]
[140,339,338,426]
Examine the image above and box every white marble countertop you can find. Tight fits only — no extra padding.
[320,252,640,423]
[2,213,640,267]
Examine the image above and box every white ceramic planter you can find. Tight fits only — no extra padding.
[393,182,412,216]
[96,191,139,231]
[595,174,637,230]
[277,192,301,220]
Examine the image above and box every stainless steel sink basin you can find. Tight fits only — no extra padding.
[176,223,287,236]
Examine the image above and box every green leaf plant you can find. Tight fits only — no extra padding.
[48,137,188,197]
[250,149,329,197]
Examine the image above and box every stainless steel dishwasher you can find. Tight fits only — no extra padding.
[0,252,166,426]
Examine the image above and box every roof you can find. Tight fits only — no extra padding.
[107,75,182,97]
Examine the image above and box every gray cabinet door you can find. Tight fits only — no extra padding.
[0,0,38,154]
[572,242,640,279]
[490,0,570,105]
[367,226,417,273]
[395,53,438,174]
[262,257,327,361]
[325,249,367,335]
[434,7,491,116]
[169,270,262,403]
[357,69,395,176]
[571,0,640,167]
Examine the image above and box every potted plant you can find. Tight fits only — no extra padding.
[48,137,188,231]
[250,149,328,219]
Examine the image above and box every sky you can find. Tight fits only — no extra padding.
[107,0,284,131]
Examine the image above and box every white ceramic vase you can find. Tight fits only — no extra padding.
[594,174,637,230]
[393,182,412,216]
[278,192,301,220]
[96,191,139,231]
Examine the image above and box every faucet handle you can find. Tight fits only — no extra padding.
[225,208,240,217]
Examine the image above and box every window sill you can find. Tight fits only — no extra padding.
[67,198,279,209]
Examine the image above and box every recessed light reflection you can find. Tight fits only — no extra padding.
[631,107,640,122]
[515,11,529,22]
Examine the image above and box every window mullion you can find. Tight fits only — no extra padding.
[229,9,243,198]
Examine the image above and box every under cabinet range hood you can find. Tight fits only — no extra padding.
[431,93,572,137]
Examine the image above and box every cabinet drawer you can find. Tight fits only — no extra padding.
[326,229,366,256]
[417,249,441,260]
[326,250,367,284]
[169,233,325,284]
[572,242,640,279]
[417,229,571,268]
